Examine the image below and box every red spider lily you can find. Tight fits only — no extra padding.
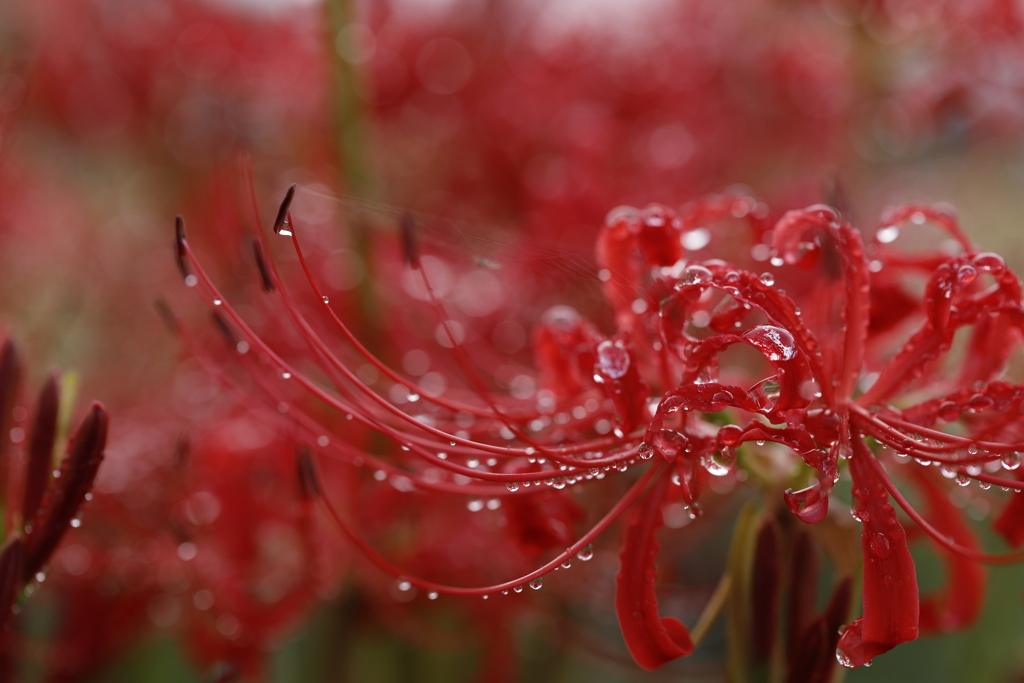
[174,181,1024,676]
[0,336,107,679]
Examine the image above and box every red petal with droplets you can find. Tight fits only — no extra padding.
[615,472,693,670]
[911,470,985,633]
[836,443,918,668]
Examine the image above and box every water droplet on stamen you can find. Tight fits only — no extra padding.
[577,544,594,561]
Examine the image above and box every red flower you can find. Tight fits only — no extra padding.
[174,183,1024,674]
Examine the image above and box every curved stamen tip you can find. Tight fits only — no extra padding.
[400,211,420,268]
[273,184,297,235]
[174,215,190,279]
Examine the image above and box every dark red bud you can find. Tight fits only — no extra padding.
[0,537,23,632]
[23,373,60,532]
[750,519,780,662]
[23,403,108,582]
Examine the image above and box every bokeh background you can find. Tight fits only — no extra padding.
[3,0,1024,680]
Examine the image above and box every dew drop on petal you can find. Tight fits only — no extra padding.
[596,340,630,379]
[759,272,775,286]
[741,325,797,361]
[680,264,713,286]
[1002,452,1021,470]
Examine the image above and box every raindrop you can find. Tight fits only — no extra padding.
[513,585,524,593]
[638,442,654,460]
[577,544,594,561]
[759,272,775,286]
[679,264,713,286]
[213,299,222,306]
[1002,452,1021,470]
[507,481,521,492]
[185,274,198,287]
[396,579,412,592]
[428,592,438,600]
[876,225,900,244]
[529,577,543,590]
[955,473,970,487]
[322,296,330,303]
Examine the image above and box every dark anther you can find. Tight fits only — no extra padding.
[252,239,275,292]
[211,311,238,348]
[399,211,420,268]
[175,215,190,279]
[296,446,321,500]
[153,299,179,335]
[273,184,297,235]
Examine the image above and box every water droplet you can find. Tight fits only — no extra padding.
[282,372,291,379]
[467,498,485,512]
[322,296,330,304]
[637,442,654,460]
[596,340,630,379]
[70,518,82,528]
[529,577,543,590]
[213,299,222,306]
[869,532,891,559]
[876,225,900,244]
[408,393,420,403]
[513,585,524,593]
[428,591,438,600]
[679,264,714,287]
[467,459,479,468]
[1002,452,1021,470]
[560,559,572,569]
[742,325,797,361]
[396,579,412,592]
[577,544,594,561]
[759,272,775,286]
[507,481,520,492]
[185,274,198,287]
[955,473,970,486]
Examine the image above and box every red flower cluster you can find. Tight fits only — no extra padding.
[174,182,1024,675]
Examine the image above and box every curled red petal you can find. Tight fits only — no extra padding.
[615,471,694,670]
[836,442,918,668]
[910,469,985,633]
